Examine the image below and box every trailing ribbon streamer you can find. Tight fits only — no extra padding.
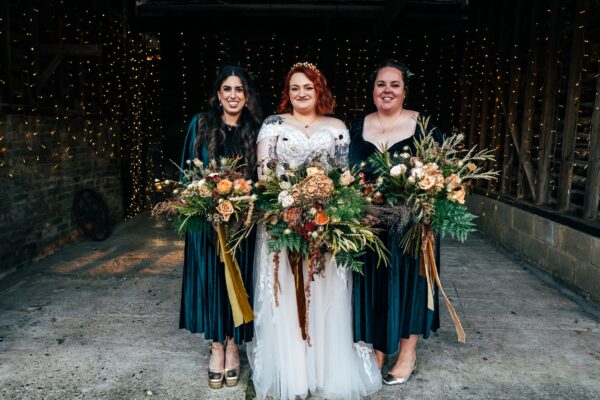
[419,225,466,343]
[216,224,254,327]
[289,250,307,341]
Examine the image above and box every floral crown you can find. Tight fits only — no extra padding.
[290,62,320,74]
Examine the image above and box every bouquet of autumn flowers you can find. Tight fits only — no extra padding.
[367,116,498,343]
[152,157,255,327]
[242,153,387,341]
[152,157,255,231]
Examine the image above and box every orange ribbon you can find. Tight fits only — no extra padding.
[420,225,466,343]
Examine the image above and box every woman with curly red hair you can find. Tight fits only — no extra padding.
[249,63,381,400]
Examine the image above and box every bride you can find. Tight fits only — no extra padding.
[248,62,382,400]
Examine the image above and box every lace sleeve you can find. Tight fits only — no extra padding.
[256,115,282,179]
[333,127,350,169]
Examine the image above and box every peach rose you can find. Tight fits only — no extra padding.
[418,175,435,190]
[445,174,462,191]
[447,186,466,204]
[233,178,251,194]
[314,212,330,226]
[215,200,235,221]
[216,179,233,195]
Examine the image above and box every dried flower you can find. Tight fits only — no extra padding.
[447,186,466,204]
[339,170,355,186]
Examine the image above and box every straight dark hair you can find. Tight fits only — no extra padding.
[195,65,262,176]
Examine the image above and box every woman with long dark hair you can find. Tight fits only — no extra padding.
[179,65,262,389]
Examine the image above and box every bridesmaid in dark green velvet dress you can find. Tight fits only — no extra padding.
[349,60,443,385]
[179,66,261,389]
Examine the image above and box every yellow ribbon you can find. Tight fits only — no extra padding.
[420,226,466,343]
[216,223,254,327]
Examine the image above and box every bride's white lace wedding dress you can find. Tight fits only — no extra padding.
[248,115,382,400]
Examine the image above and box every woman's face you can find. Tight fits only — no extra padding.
[373,67,405,113]
[289,72,317,114]
[218,75,247,117]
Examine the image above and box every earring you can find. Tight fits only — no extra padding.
[219,101,222,107]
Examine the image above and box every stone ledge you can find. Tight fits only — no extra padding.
[467,194,599,303]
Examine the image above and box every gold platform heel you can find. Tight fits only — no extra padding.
[208,342,225,389]
[224,368,240,387]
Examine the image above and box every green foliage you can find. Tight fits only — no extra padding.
[267,221,308,255]
[431,200,477,242]
[335,251,365,274]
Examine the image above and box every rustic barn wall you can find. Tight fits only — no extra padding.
[463,0,600,301]
[0,115,123,274]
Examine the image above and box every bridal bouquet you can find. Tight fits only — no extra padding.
[152,157,254,327]
[245,154,388,341]
[367,116,498,343]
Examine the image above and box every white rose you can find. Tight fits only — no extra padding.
[408,176,416,184]
[278,190,289,203]
[390,164,407,176]
[281,195,295,208]
[280,181,291,190]
[411,167,424,178]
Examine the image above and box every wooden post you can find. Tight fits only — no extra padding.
[535,0,561,205]
[489,0,510,192]
[557,0,588,211]
[0,0,11,105]
[582,63,600,220]
[517,0,541,200]
[500,0,523,195]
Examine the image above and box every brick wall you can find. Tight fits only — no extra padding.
[467,194,600,303]
[0,115,124,274]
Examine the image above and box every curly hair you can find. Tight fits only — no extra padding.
[194,65,262,177]
[277,64,335,115]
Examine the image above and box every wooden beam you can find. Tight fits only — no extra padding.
[0,0,11,104]
[500,0,524,195]
[36,55,63,90]
[488,0,510,192]
[377,0,409,34]
[582,63,600,220]
[517,0,541,201]
[557,0,588,211]
[535,0,561,205]
[39,44,102,57]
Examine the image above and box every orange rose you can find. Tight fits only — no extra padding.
[233,178,251,194]
[216,179,233,195]
[215,200,235,221]
[314,212,330,226]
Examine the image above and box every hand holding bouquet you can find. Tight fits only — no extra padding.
[367,116,498,343]
[152,157,255,327]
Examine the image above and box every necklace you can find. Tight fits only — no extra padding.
[376,109,404,134]
[290,112,319,129]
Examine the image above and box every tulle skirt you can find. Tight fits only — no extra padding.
[248,226,381,400]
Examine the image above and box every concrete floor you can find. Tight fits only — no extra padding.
[0,214,599,400]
